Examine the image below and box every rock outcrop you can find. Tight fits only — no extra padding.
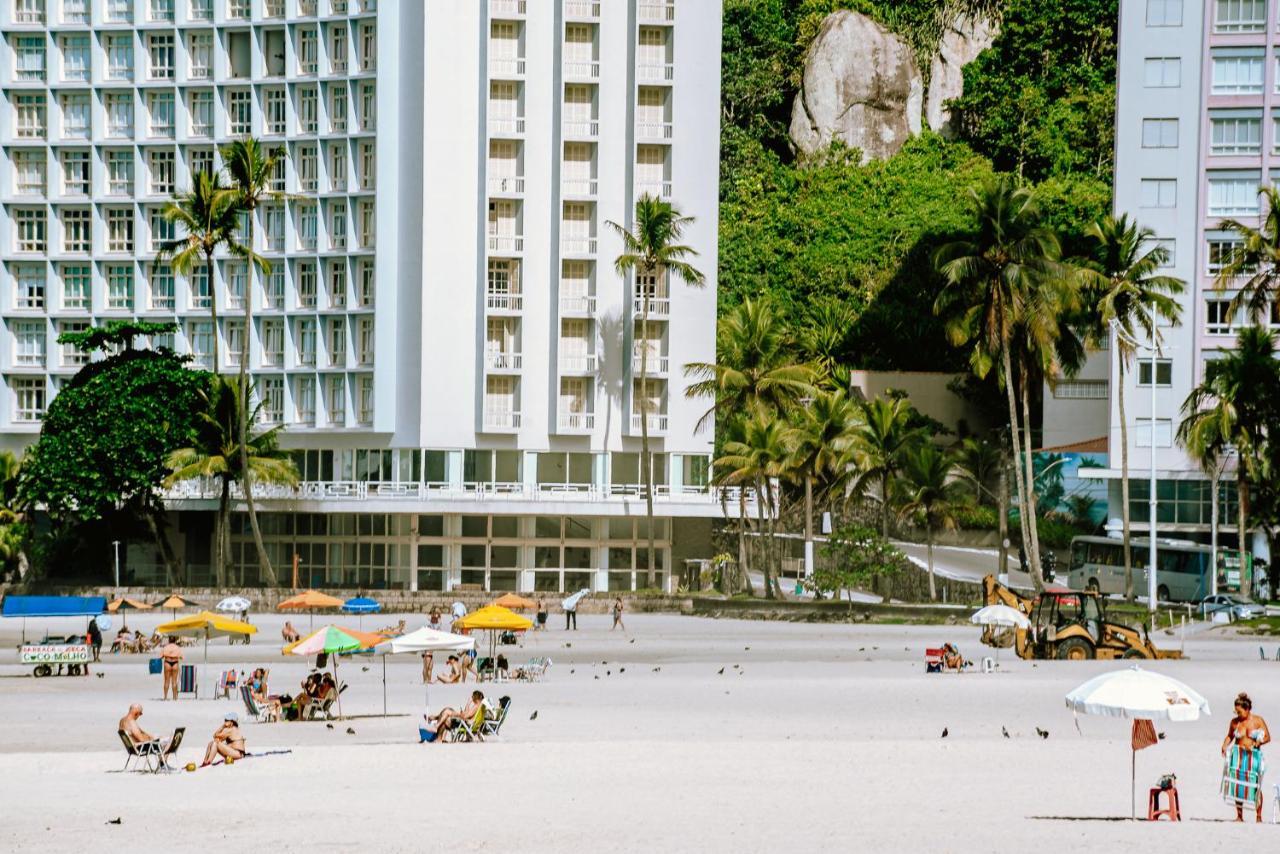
[789,10,922,163]
[925,13,999,136]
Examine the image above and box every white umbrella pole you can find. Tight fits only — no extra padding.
[333,656,343,721]
[1131,747,1136,820]
[382,654,387,717]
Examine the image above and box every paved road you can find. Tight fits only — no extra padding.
[893,541,1043,591]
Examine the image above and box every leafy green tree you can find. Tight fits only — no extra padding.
[164,375,298,587]
[788,388,860,578]
[609,195,706,589]
[1212,185,1280,323]
[1177,326,1280,583]
[894,443,969,601]
[222,138,289,588]
[847,396,927,539]
[716,412,794,598]
[18,322,207,584]
[1079,214,1184,601]
[816,524,908,608]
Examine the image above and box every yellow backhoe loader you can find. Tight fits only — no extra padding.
[981,575,1183,660]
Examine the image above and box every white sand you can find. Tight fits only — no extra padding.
[1,611,1277,852]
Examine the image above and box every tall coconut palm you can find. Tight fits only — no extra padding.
[685,295,815,430]
[934,176,1062,590]
[1080,214,1185,601]
[1177,326,1280,589]
[221,139,289,588]
[711,414,754,596]
[788,388,860,581]
[608,195,705,589]
[164,375,298,587]
[158,170,242,370]
[1213,185,1280,322]
[847,396,927,539]
[715,413,793,599]
[895,443,967,601]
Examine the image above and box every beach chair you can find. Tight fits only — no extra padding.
[449,706,487,743]
[217,669,238,699]
[519,657,551,681]
[118,730,160,773]
[178,664,198,697]
[924,648,945,673]
[241,685,279,723]
[156,727,185,772]
[481,697,511,737]
[476,657,496,682]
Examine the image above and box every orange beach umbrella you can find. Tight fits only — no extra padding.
[278,589,344,629]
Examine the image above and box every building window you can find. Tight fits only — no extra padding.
[265,89,287,135]
[14,150,45,195]
[357,318,374,364]
[360,84,376,130]
[149,0,174,22]
[261,319,284,366]
[1139,178,1176,208]
[329,24,348,73]
[265,268,284,309]
[106,34,132,80]
[108,151,133,195]
[12,377,46,422]
[62,0,90,24]
[1212,49,1264,95]
[259,377,284,424]
[189,0,211,19]
[60,35,89,81]
[1205,299,1238,334]
[107,209,133,253]
[357,375,373,424]
[358,200,375,248]
[299,28,318,74]
[225,320,244,367]
[62,209,91,253]
[296,377,316,425]
[299,146,318,191]
[328,143,346,190]
[150,264,174,310]
[147,92,175,138]
[327,374,345,426]
[187,321,212,367]
[361,23,376,70]
[330,85,347,132]
[327,319,346,366]
[298,261,317,308]
[1141,118,1178,148]
[1214,0,1266,32]
[269,152,286,193]
[59,320,89,367]
[227,264,246,310]
[106,265,133,310]
[188,32,211,79]
[1137,359,1173,387]
[297,318,317,365]
[189,266,210,309]
[60,93,89,139]
[15,35,46,82]
[1210,112,1261,155]
[148,151,175,196]
[1146,0,1182,26]
[298,204,318,250]
[62,150,89,195]
[328,262,346,308]
[359,143,375,189]
[299,88,319,133]
[358,260,374,306]
[329,202,346,249]
[61,264,89,310]
[14,209,46,252]
[1207,239,1243,274]
[14,266,45,310]
[15,94,46,138]
[148,33,173,79]
[1208,173,1261,217]
[13,321,46,367]
[106,0,130,20]
[14,0,46,23]
[149,207,175,251]
[189,149,214,178]
[189,90,213,137]
[106,92,133,138]
[228,0,249,18]
[228,90,252,136]
[264,205,285,252]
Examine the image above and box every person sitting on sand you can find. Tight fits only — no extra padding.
[282,621,300,643]
[201,713,246,766]
[435,655,462,684]
[426,690,486,738]
[119,704,157,749]
[942,643,967,672]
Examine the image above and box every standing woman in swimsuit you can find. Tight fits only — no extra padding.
[159,636,183,700]
[1221,692,1271,822]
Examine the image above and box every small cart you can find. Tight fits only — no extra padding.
[21,637,92,677]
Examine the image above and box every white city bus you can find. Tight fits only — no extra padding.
[1067,535,1215,603]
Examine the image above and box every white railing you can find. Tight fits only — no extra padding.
[630,413,669,433]
[485,351,523,371]
[633,296,670,316]
[483,411,522,431]
[637,62,674,83]
[490,0,526,16]
[636,121,673,140]
[560,352,597,373]
[562,236,597,254]
[486,292,523,312]
[635,180,672,199]
[489,57,526,78]
[563,60,599,79]
[558,411,595,431]
[562,118,599,138]
[488,115,525,135]
[559,294,595,314]
[564,0,600,18]
[562,177,598,196]
[487,175,525,194]
[638,1,675,22]
[634,350,668,374]
[488,234,524,253]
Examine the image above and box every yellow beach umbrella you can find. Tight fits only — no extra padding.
[278,589,344,629]
[454,605,533,661]
[155,610,257,663]
[489,593,538,611]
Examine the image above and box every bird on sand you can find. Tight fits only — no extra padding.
[941,728,949,738]
[717,667,725,675]
[530,711,538,721]
[1002,726,1011,739]
[1035,727,1049,740]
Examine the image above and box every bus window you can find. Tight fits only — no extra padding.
[1089,542,1117,566]
[1071,541,1087,571]
[1129,546,1146,570]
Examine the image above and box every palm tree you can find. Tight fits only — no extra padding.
[1213,185,1280,322]
[608,195,705,589]
[795,297,857,387]
[711,414,754,596]
[221,139,288,588]
[715,413,793,599]
[164,375,299,587]
[955,434,1012,575]
[848,396,927,539]
[1080,214,1185,601]
[1177,326,1280,589]
[788,389,860,581]
[158,170,243,370]
[895,444,968,601]
[934,176,1062,590]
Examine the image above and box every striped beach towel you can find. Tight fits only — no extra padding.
[1222,745,1266,806]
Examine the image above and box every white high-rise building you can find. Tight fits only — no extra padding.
[0,0,727,592]
[1098,0,1266,562]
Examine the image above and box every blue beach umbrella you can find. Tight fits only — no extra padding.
[341,596,381,629]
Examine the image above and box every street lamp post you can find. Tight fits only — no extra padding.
[112,539,121,589]
[1112,321,1162,614]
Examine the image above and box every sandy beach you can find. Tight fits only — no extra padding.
[1,611,1277,853]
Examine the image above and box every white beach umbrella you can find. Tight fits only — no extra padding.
[1064,665,1211,817]
[215,596,251,614]
[969,604,1030,629]
[371,627,476,715]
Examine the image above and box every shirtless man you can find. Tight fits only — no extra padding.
[119,703,157,748]
[201,713,246,767]
[160,636,183,700]
[426,690,486,737]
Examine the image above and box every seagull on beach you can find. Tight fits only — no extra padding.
[1002,726,1010,739]
[346,727,355,735]
[530,711,538,721]
[1035,727,1049,739]
[717,667,725,675]
[941,728,948,738]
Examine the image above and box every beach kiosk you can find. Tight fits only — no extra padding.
[3,595,106,676]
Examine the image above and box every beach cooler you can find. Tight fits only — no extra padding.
[148,657,163,675]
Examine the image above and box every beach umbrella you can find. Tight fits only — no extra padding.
[152,594,202,621]
[278,589,344,629]
[340,596,381,630]
[490,593,537,611]
[1064,665,1210,818]
[105,597,152,631]
[215,596,252,614]
[155,610,258,663]
[284,625,385,720]
[371,626,475,714]
[455,605,533,659]
[970,604,1030,667]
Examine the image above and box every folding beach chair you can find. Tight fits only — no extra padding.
[118,730,160,773]
[217,669,238,699]
[178,664,198,698]
[481,697,511,737]
[241,685,279,723]
[156,727,185,772]
[449,706,487,743]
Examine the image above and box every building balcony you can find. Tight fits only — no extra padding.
[487,175,525,196]
[483,410,522,432]
[633,295,670,316]
[638,1,675,23]
[558,411,595,433]
[630,413,668,433]
[488,234,525,253]
[562,118,599,139]
[562,235,597,255]
[633,349,668,374]
[488,115,526,137]
[559,294,596,315]
[637,63,674,83]
[564,0,600,18]
[484,351,523,372]
[563,59,600,80]
[562,177,598,197]
[490,0,526,16]
[560,352,597,374]
[486,292,523,313]
[635,179,672,199]
[636,121,673,141]
[489,57,526,78]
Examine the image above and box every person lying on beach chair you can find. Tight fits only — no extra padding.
[201,713,246,766]
[282,621,301,644]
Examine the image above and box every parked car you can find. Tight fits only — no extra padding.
[1198,594,1266,621]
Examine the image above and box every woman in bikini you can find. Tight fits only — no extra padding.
[1221,692,1271,822]
[201,713,246,766]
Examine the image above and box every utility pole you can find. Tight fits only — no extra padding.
[112,540,121,589]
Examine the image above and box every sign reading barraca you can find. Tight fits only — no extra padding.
[20,644,91,664]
